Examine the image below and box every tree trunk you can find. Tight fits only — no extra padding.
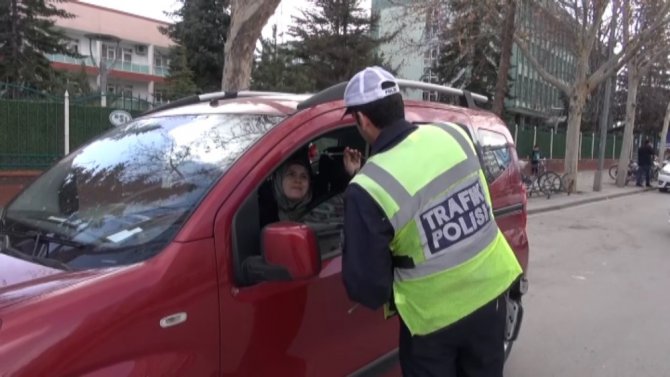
[564,88,588,192]
[222,0,282,91]
[9,0,20,95]
[616,64,640,187]
[492,0,516,116]
[659,102,670,162]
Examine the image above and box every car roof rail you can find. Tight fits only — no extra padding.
[296,79,488,111]
[141,90,302,116]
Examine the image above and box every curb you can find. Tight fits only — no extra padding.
[527,187,656,215]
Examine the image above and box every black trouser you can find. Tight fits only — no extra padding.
[636,165,651,186]
[399,294,506,377]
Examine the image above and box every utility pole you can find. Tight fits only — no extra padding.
[594,0,618,192]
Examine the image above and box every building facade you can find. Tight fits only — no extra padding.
[49,1,172,104]
[371,0,577,128]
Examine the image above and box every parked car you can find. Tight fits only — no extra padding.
[658,161,670,192]
[0,81,529,377]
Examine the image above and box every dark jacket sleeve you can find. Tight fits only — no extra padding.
[342,184,394,310]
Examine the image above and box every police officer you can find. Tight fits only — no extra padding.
[341,66,523,377]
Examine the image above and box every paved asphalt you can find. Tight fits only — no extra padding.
[505,191,670,376]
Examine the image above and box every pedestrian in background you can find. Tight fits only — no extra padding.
[637,139,655,187]
[340,66,522,377]
[530,144,541,176]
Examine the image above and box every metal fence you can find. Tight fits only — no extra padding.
[513,125,632,162]
[0,87,654,171]
[0,90,154,169]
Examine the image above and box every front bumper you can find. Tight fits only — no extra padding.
[658,174,670,189]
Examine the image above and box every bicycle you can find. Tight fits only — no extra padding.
[608,160,638,185]
[539,170,563,194]
[521,171,553,198]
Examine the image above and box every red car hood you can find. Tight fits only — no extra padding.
[0,253,118,311]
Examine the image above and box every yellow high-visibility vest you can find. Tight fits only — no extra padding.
[350,123,522,336]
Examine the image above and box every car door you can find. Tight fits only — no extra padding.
[473,126,529,271]
[215,111,398,377]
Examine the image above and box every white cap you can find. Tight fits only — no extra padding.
[343,66,400,110]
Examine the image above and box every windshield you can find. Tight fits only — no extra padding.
[1,113,283,269]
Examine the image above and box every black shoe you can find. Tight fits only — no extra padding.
[636,184,643,187]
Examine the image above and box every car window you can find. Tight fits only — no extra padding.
[243,126,365,267]
[478,129,512,184]
[286,127,365,258]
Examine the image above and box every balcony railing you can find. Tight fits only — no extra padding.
[47,54,96,67]
[48,54,169,77]
[153,66,169,77]
[104,59,150,74]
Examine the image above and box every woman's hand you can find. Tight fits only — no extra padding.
[343,147,362,177]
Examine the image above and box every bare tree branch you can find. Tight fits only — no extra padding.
[512,34,570,93]
[588,3,670,89]
[585,2,608,56]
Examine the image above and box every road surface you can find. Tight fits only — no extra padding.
[505,192,670,376]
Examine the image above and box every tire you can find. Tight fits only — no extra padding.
[609,165,618,180]
[537,173,556,196]
[504,295,523,361]
[539,172,562,193]
[504,340,514,361]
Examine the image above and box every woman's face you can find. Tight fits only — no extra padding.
[282,163,310,202]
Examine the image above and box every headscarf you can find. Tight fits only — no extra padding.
[272,159,312,221]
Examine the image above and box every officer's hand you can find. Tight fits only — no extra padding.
[344,147,362,177]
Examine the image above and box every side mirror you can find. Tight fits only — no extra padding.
[262,222,321,280]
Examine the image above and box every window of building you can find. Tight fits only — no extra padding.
[68,40,80,55]
[121,85,133,98]
[122,48,133,63]
[154,89,168,104]
[154,54,169,68]
[422,91,438,102]
[102,44,116,60]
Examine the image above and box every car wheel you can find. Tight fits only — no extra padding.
[504,339,514,361]
[504,294,523,362]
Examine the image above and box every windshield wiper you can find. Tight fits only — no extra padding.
[3,215,88,250]
[6,228,88,250]
[0,245,73,271]
[30,231,87,249]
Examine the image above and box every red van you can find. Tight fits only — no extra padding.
[0,81,528,377]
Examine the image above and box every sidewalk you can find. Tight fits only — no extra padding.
[526,170,655,214]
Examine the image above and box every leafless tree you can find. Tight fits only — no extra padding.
[659,102,670,163]
[222,0,282,91]
[491,0,516,116]
[513,0,670,189]
[86,33,121,106]
[615,0,670,187]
